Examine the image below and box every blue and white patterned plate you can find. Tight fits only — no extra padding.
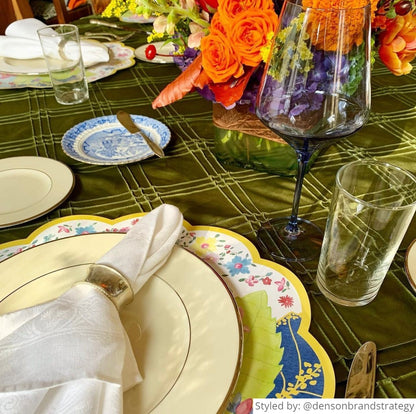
[61,115,170,165]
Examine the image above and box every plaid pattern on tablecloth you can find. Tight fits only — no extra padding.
[0,18,415,398]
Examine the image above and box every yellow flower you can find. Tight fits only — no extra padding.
[260,31,275,62]
[147,31,165,43]
[102,0,132,17]
[192,236,217,257]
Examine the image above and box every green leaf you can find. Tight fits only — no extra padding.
[231,291,284,403]
[386,7,397,19]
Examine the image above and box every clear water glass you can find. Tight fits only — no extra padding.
[38,24,89,105]
[317,160,416,306]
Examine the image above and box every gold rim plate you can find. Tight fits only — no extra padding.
[0,156,74,228]
[0,233,242,413]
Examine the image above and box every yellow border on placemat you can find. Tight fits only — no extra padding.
[0,213,336,398]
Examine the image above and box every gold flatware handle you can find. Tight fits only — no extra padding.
[345,341,377,398]
[116,111,165,158]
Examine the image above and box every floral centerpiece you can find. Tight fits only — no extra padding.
[103,0,416,175]
[103,0,278,109]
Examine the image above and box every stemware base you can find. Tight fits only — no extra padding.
[256,217,323,265]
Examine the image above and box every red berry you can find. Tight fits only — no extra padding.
[394,0,412,15]
[145,44,157,60]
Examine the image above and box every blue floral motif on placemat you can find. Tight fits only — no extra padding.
[268,313,324,399]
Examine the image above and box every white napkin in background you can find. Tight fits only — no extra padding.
[0,204,183,414]
[0,18,109,67]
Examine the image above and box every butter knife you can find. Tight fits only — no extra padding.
[345,341,377,398]
[116,111,165,158]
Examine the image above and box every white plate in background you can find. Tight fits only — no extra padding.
[135,42,175,64]
[120,11,156,24]
[0,156,74,228]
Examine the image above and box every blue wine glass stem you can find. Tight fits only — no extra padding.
[286,149,311,235]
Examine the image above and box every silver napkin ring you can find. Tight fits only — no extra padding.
[80,264,134,309]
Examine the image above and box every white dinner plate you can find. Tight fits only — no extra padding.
[0,234,242,413]
[0,57,49,75]
[135,42,175,64]
[61,115,171,165]
[405,239,416,293]
[0,42,135,89]
[0,42,109,75]
[0,156,74,228]
[120,11,156,24]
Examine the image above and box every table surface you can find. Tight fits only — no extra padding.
[0,17,415,399]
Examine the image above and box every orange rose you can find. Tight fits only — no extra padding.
[378,13,416,75]
[303,0,373,53]
[217,0,275,27]
[302,0,374,13]
[229,9,278,66]
[200,29,244,83]
[210,12,226,35]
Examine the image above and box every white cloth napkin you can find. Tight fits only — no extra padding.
[0,204,183,414]
[0,18,109,67]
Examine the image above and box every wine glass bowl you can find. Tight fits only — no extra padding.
[255,0,372,265]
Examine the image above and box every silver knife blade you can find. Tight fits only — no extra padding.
[116,111,165,158]
[345,341,377,398]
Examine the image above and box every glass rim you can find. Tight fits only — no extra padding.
[336,159,416,210]
[37,24,78,36]
[286,0,372,12]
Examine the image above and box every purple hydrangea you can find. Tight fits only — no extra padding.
[258,48,351,119]
[173,46,199,70]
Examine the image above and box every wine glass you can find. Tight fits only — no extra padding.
[255,0,371,265]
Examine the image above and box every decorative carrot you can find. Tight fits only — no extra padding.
[152,54,210,108]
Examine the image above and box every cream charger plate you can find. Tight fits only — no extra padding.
[0,42,109,75]
[0,234,243,414]
[0,42,135,89]
[0,156,74,228]
[0,57,49,75]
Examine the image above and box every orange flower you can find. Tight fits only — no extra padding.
[217,0,275,27]
[229,9,278,66]
[152,0,279,108]
[302,0,375,53]
[210,66,256,106]
[210,12,226,34]
[378,12,416,75]
[372,5,388,31]
[301,0,377,16]
[200,29,244,83]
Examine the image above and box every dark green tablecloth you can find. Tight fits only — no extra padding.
[0,17,415,398]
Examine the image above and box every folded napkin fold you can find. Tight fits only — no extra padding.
[0,204,183,414]
[0,19,109,68]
